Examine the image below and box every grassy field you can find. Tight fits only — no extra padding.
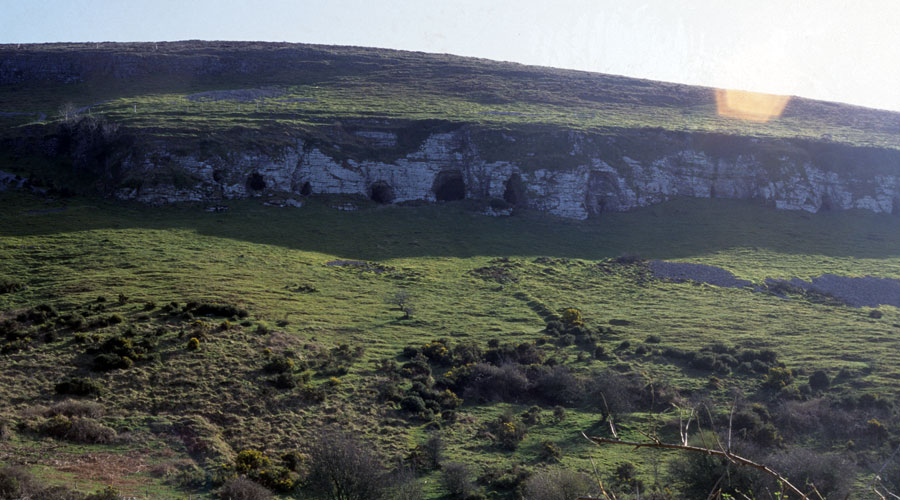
[2,190,900,498]
[3,41,900,153]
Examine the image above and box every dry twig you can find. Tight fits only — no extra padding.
[582,432,810,499]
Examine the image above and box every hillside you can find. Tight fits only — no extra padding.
[3,42,900,220]
[2,42,900,500]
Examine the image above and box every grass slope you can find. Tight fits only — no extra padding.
[3,41,900,152]
[2,191,900,498]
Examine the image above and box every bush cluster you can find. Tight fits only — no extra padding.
[88,332,156,371]
[663,343,781,376]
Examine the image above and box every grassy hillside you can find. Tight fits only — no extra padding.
[3,41,900,153]
[2,191,900,498]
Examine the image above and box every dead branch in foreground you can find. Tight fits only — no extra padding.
[582,432,811,500]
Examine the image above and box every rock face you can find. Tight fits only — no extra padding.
[113,127,900,219]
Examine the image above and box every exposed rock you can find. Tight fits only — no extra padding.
[111,128,900,220]
[650,261,754,288]
[766,275,900,308]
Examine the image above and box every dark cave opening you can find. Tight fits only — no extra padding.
[503,173,526,206]
[246,172,266,191]
[433,170,466,201]
[369,181,395,204]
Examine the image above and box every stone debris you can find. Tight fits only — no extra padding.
[649,260,753,288]
[766,275,900,308]
[263,198,303,208]
[651,259,900,309]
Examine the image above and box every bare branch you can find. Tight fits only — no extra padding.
[582,433,809,499]
[599,393,618,439]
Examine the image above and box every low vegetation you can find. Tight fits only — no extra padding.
[2,191,900,498]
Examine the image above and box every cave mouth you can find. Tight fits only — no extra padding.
[246,172,266,191]
[433,170,466,201]
[369,181,394,204]
[503,173,526,206]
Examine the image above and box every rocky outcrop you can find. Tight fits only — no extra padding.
[112,127,900,219]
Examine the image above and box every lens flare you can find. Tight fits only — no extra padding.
[715,88,791,123]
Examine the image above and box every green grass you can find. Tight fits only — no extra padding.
[2,191,900,497]
[4,41,900,154]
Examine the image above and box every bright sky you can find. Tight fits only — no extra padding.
[3,0,900,112]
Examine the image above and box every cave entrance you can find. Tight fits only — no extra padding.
[369,181,394,204]
[503,173,526,206]
[300,181,312,196]
[433,170,466,201]
[246,172,266,191]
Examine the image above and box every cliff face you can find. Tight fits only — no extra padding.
[114,127,900,218]
[4,43,900,217]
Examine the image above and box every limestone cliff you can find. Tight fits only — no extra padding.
[114,127,900,219]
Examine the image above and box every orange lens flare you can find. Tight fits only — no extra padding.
[715,89,791,123]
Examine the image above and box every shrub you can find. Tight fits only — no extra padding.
[305,430,386,500]
[400,395,427,414]
[491,414,527,450]
[422,432,444,470]
[235,450,272,474]
[461,363,528,403]
[540,441,563,462]
[561,308,583,326]
[218,477,273,500]
[532,365,582,406]
[524,468,595,500]
[0,466,38,499]
[143,301,157,311]
[92,353,133,371]
[0,278,24,294]
[194,303,249,318]
[610,462,644,495]
[46,399,104,418]
[764,367,794,389]
[809,369,830,392]
[264,355,294,373]
[521,406,543,425]
[187,337,200,351]
[667,446,756,499]
[645,334,661,343]
[39,415,115,444]
[556,334,575,346]
[761,448,854,499]
[870,309,884,319]
[553,406,567,422]
[85,485,122,500]
[441,462,476,499]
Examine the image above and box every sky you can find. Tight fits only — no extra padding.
[3,0,900,112]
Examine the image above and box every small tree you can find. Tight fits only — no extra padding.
[440,462,476,499]
[58,102,78,123]
[389,291,415,319]
[305,430,386,500]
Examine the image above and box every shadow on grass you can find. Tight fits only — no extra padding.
[2,192,900,261]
